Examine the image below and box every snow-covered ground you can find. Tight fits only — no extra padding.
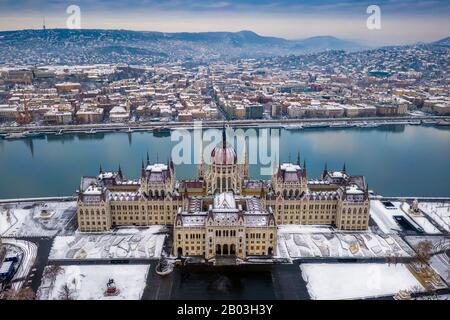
[49,226,166,260]
[277,227,413,259]
[38,265,149,300]
[370,200,403,233]
[278,225,334,234]
[370,200,440,234]
[301,263,424,300]
[0,201,76,237]
[404,236,450,285]
[419,202,450,232]
[399,202,441,234]
[2,239,38,291]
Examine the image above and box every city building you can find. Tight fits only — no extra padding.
[76,127,370,260]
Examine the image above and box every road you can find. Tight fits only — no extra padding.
[1,114,448,134]
[2,238,38,291]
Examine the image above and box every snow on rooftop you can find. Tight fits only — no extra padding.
[146,163,168,172]
[346,184,363,195]
[84,185,102,195]
[280,163,301,172]
[331,171,346,178]
[98,172,114,179]
[214,192,236,209]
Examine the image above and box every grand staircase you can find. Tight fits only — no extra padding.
[214,255,237,266]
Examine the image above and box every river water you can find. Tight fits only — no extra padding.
[0,124,449,199]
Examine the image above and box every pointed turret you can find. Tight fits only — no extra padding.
[259,180,265,199]
[222,123,226,149]
[141,160,145,177]
[343,162,346,173]
[146,151,150,165]
[99,164,103,174]
[303,159,307,178]
[323,162,328,178]
[296,151,301,165]
[118,164,123,179]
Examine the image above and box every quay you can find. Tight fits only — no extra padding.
[0,115,449,136]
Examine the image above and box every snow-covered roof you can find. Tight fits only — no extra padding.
[146,163,168,172]
[84,185,102,195]
[244,215,268,227]
[181,215,206,227]
[346,184,364,195]
[108,192,141,201]
[98,172,114,179]
[330,171,347,178]
[214,192,236,209]
[280,163,301,172]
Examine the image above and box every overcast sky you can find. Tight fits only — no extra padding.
[0,0,449,46]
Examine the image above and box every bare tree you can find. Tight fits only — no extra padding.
[6,209,11,224]
[386,254,399,266]
[2,287,36,300]
[414,240,433,267]
[43,264,62,289]
[58,284,75,300]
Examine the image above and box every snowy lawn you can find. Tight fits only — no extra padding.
[0,201,76,237]
[49,226,166,260]
[38,265,149,300]
[419,202,450,232]
[370,200,440,234]
[399,202,441,234]
[278,229,413,259]
[404,236,450,285]
[301,263,423,300]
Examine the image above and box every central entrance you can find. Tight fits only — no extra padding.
[215,243,236,256]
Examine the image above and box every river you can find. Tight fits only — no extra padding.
[0,124,449,199]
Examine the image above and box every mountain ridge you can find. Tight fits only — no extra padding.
[1,28,446,65]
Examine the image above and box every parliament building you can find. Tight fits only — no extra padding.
[76,128,370,260]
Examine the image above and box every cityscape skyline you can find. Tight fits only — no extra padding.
[1,0,450,46]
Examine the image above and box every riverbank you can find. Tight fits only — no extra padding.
[1,114,448,136]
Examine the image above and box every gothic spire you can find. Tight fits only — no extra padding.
[343,162,346,173]
[118,164,122,178]
[296,151,300,165]
[222,123,226,148]
[99,164,103,174]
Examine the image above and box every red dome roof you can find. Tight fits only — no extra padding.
[210,145,237,165]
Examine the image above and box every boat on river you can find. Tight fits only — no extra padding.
[283,124,303,130]
[4,132,28,139]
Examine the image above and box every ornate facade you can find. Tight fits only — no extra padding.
[76,127,370,260]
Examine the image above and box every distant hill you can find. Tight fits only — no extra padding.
[0,28,366,64]
[292,36,365,52]
[433,36,450,46]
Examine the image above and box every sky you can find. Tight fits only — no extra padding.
[0,0,449,46]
